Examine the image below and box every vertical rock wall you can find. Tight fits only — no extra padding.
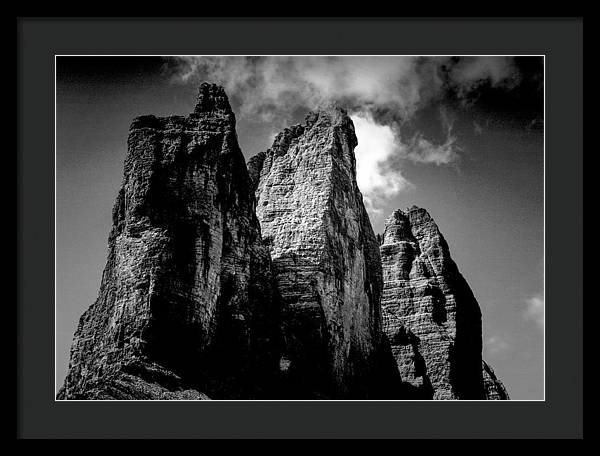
[249,107,392,398]
[380,207,487,399]
[483,361,510,400]
[58,83,507,400]
[58,83,280,399]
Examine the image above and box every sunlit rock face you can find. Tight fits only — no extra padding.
[58,82,507,401]
[58,83,280,400]
[380,207,491,399]
[249,106,398,398]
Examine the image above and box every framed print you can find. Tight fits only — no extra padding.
[17,17,583,439]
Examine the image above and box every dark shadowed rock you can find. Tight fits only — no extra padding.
[380,207,495,399]
[249,106,398,398]
[483,361,510,400]
[59,83,506,401]
[58,83,280,400]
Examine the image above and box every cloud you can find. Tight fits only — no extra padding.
[352,109,461,213]
[403,107,460,165]
[165,56,520,126]
[166,56,430,123]
[485,335,511,355]
[523,293,544,328]
[450,56,521,96]
[165,56,522,215]
[351,112,413,215]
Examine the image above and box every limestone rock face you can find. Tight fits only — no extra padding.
[483,361,510,400]
[58,82,507,400]
[249,107,392,398]
[58,83,280,400]
[380,207,489,399]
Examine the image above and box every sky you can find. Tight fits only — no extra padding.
[56,56,544,399]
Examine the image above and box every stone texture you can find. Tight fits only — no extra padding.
[58,83,506,400]
[58,83,280,400]
[249,106,396,398]
[483,361,510,400]
[380,207,489,399]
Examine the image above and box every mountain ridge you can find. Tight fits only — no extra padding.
[58,83,508,400]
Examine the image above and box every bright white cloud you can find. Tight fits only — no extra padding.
[351,110,461,216]
[524,293,544,328]
[351,112,412,215]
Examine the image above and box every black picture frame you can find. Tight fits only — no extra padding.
[17,17,583,439]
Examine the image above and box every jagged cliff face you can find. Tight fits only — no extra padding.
[249,107,392,398]
[379,208,487,399]
[58,83,280,400]
[483,361,509,400]
[58,83,508,400]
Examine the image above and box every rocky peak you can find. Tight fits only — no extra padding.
[382,209,418,245]
[250,107,397,399]
[59,83,506,401]
[309,103,352,125]
[58,83,280,400]
[193,82,233,115]
[308,104,358,151]
[266,104,356,157]
[380,206,489,399]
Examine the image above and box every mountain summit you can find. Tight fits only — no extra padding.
[249,106,395,398]
[58,84,507,400]
[380,207,508,399]
[58,83,279,400]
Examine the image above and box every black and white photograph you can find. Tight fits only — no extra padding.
[55,55,544,401]
[17,16,584,439]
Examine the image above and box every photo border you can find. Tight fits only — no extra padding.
[53,52,546,404]
[18,17,582,438]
